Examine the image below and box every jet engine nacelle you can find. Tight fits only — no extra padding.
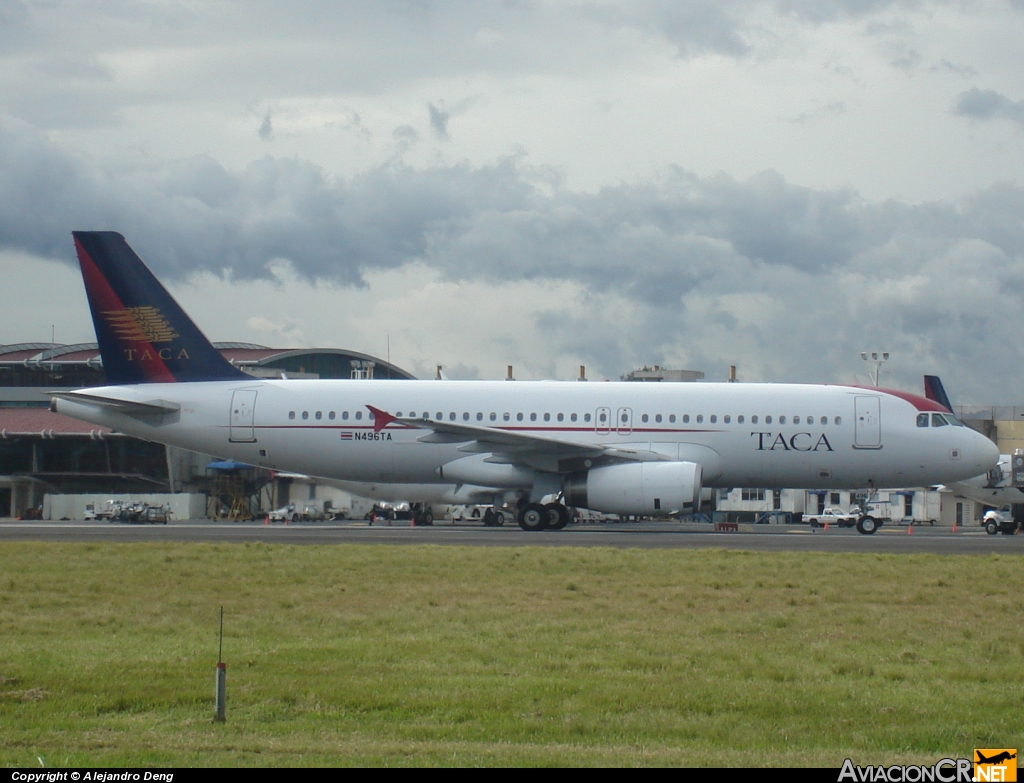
[564,461,702,516]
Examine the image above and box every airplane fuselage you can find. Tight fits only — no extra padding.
[54,378,998,492]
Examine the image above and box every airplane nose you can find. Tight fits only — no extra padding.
[975,431,1000,470]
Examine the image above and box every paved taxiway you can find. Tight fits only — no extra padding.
[1,519,1022,554]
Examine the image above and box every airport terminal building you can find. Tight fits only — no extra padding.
[0,342,414,517]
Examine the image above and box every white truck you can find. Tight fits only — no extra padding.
[803,507,860,528]
[268,503,328,523]
[448,504,509,526]
[982,508,1020,535]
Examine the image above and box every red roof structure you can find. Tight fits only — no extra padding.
[0,408,116,436]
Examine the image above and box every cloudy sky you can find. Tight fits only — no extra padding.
[2,0,1024,401]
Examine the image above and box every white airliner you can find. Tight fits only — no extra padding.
[944,456,1024,509]
[51,232,1000,534]
[920,376,1024,511]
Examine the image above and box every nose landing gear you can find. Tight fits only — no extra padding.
[856,515,879,535]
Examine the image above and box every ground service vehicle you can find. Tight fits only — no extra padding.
[269,503,325,523]
[803,507,861,528]
[451,505,508,526]
[982,509,1019,535]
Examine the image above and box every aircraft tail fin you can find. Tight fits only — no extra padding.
[923,375,954,413]
[72,232,248,384]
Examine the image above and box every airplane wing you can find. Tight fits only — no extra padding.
[368,406,665,473]
[50,390,181,415]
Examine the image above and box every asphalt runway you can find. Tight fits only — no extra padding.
[1,519,1022,554]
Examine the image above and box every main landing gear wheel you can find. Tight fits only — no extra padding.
[545,503,571,531]
[856,515,879,535]
[518,502,549,531]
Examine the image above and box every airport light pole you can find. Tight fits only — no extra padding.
[860,351,890,387]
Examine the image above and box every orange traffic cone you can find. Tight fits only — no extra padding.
[907,523,913,534]
[952,522,957,533]
[823,521,829,531]
[264,515,270,525]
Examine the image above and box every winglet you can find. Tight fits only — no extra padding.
[367,405,397,433]
[923,375,954,413]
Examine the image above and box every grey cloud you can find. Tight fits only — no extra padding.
[0,118,534,282]
[0,1,934,132]
[590,0,918,60]
[935,59,977,79]
[0,0,28,36]
[889,46,920,71]
[258,111,273,141]
[428,103,449,139]
[1,1,653,129]
[951,88,1024,128]
[776,0,918,24]
[3,117,1024,400]
[629,1,752,58]
[34,55,112,81]
[393,124,417,143]
[0,113,1009,293]
[961,184,1024,261]
[578,1,754,59]
[787,101,845,124]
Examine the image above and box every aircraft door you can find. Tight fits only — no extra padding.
[853,396,881,449]
[596,407,611,435]
[229,390,258,443]
[617,407,633,435]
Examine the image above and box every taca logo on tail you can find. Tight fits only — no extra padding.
[102,306,180,343]
[72,231,248,384]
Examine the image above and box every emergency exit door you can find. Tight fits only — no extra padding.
[854,396,881,449]
[229,390,258,442]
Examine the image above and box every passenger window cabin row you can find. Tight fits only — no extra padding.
[286,409,844,426]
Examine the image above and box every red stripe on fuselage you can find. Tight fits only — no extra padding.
[839,385,949,413]
[75,237,176,383]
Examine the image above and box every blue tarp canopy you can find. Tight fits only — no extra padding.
[206,460,255,471]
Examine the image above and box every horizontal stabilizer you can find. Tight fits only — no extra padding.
[50,390,181,415]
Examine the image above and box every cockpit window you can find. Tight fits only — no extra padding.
[917,413,929,427]
[931,413,949,427]
[944,413,964,427]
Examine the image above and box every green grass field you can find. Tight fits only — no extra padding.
[1,542,1022,767]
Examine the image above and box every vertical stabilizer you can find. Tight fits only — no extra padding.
[923,375,954,413]
[72,232,248,384]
